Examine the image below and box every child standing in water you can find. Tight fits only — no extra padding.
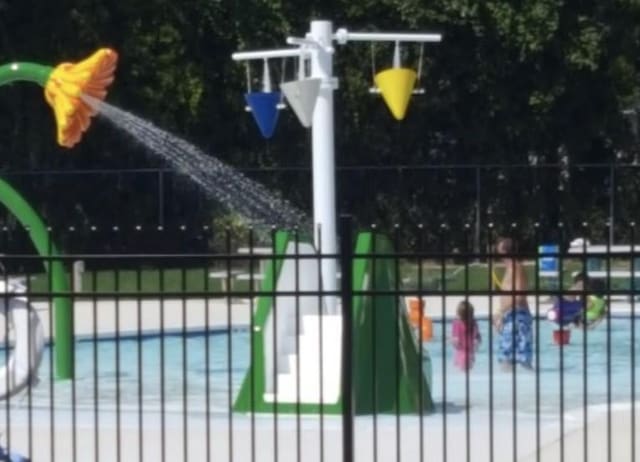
[451,301,481,370]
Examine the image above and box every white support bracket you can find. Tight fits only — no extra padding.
[333,28,442,45]
[231,47,310,62]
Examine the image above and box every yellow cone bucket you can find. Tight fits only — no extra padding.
[374,67,417,120]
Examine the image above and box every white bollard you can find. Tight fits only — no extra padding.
[73,260,84,292]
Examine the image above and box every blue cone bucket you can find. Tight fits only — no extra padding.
[245,91,281,139]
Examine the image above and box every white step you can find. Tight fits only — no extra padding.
[267,314,343,404]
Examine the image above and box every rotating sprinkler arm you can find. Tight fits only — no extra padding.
[0,48,118,148]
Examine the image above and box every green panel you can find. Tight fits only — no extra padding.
[352,232,433,414]
[233,230,433,415]
[232,231,338,413]
[0,178,73,379]
[233,231,287,412]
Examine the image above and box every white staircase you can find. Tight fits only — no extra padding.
[265,313,342,404]
[262,241,343,405]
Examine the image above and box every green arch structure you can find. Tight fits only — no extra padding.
[0,61,73,379]
[0,179,72,379]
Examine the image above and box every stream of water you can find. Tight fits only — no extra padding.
[84,96,309,229]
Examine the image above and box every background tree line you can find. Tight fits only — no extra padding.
[0,0,638,253]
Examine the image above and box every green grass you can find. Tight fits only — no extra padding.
[21,260,638,295]
[27,268,233,294]
[401,260,637,292]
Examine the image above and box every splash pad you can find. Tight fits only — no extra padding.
[231,20,442,418]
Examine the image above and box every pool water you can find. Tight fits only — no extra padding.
[427,317,640,415]
[2,318,639,416]
[22,331,250,413]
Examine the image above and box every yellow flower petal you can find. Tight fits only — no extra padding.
[44,48,118,148]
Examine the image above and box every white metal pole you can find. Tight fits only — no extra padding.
[309,20,338,313]
[262,59,271,92]
[334,29,442,43]
[232,48,307,61]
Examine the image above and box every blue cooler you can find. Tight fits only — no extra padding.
[538,244,559,289]
[539,244,559,272]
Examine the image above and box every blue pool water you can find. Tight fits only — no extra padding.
[427,316,640,415]
[4,318,640,416]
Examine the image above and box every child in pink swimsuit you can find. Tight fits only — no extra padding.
[451,301,481,370]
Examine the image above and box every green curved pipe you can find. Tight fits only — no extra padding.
[0,62,72,380]
[0,63,52,86]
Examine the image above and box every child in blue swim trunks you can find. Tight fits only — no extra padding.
[493,237,534,370]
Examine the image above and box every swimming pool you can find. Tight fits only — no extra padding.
[2,317,639,416]
[427,316,640,416]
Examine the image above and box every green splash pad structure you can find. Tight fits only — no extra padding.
[233,231,433,414]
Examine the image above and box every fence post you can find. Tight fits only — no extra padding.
[158,169,165,227]
[609,163,615,245]
[475,166,481,256]
[339,214,354,462]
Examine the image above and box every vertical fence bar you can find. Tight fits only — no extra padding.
[606,224,612,462]
[264,226,278,462]
[317,224,325,462]
[371,226,378,462]
[631,223,636,462]
[339,214,354,462]
[27,248,34,461]
[487,223,495,462]
[159,239,166,462]
[534,222,541,462]
[417,224,424,462]
[249,229,256,462]
[91,238,99,462]
[294,228,301,462]
[136,238,144,462]
[47,226,55,462]
[271,225,280,462]
[581,228,589,462]
[158,169,165,228]
[464,223,471,462]
[224,227,231,462]
[475,167,481,255]
[509,226,517,462]
[558,222,565,462]
[393,224,401,462]
[180,226,188,462]
[4,237,10,457]
[114,226,122,462]
[203,227,212,462]
[609,164,615,246]
[439,223,448,462]
[69,228,78,462]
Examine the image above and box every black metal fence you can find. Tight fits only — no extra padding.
[1,162,639,251]
[0,219,637,461]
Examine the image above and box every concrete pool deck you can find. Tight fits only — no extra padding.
[0,403,637,461]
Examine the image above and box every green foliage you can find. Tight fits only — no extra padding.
[0,0,638,249]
